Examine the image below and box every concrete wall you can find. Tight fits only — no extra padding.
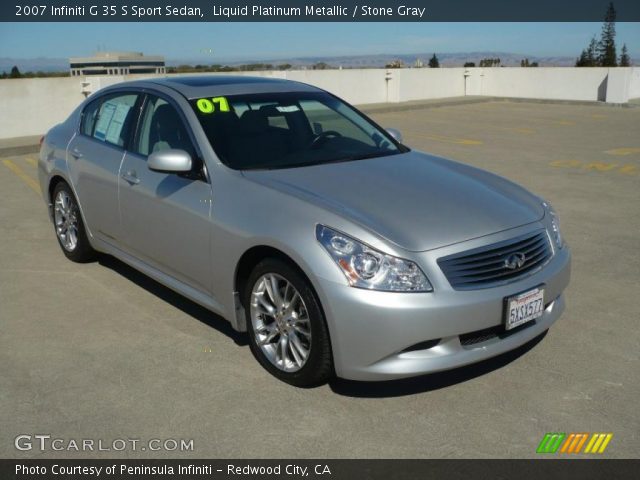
[392,68,466,102]
[1,67,639,140]
[0,77,85,140]
[473,67,609,102]
[628,67,640,99]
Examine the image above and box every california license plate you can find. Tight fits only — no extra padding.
[505,287,544,330]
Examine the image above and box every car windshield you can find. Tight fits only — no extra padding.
[189,91,403,170]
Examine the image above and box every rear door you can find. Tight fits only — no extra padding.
[118,93,213,294]
[67,91,141,243]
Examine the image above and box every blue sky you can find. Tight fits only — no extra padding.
[1,22,638,61]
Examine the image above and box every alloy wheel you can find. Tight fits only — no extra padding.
[53,190,79,252]
[249,273,312,372]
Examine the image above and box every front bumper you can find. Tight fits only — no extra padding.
[316,243,571,381]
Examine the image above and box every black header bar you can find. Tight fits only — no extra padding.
[3,0,640,22]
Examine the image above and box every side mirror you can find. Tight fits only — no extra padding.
[147,149,192,173]
[386,128,403,144]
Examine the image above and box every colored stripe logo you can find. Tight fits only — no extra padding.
[537,433,613,454]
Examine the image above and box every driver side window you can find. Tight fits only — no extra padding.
[135,95,196,160]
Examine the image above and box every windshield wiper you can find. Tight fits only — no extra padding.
[344,151,398,161]
[239,150,401,171]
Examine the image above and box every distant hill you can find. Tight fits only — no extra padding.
[0,57,68,73]
[173,51,639,68]
[2,52,638,73]
[221,52,580,68]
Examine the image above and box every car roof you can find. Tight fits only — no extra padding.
[118,75,324,99]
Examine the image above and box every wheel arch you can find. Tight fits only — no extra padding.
[48,175,68,203]
[233,245,329,339]
[235,245,311,303]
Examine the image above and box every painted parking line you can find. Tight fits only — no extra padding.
[604,147,640,156]
[25,157,38,167]
[404,131,484,145]
[2,159,41,194]
[549,159,638,176]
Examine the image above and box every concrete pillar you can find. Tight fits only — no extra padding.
[605,68,631,104]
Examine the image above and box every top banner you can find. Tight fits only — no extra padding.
[4,0,640,22]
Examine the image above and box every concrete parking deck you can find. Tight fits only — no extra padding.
[1,100,638,458]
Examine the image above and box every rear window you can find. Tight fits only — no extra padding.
[81,93,139,148]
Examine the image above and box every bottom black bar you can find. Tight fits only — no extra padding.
[1,459,638,480]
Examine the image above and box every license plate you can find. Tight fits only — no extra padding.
[505,287,545,330]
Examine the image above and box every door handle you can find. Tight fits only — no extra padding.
[70,148,83,159]
[121,171,140,185]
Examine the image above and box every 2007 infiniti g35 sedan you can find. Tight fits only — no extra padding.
[39,76,571,386]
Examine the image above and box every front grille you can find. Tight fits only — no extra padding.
[438,230,552,290]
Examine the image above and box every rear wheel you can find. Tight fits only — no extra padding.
[52,182,96,263]
[244,258,333,387]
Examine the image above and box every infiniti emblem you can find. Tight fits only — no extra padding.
[504,252,526,270]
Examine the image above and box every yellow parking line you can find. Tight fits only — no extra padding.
[605,147,640,156]
[406,131,483,145]
[2,159,41,194]
[25,157,38,167]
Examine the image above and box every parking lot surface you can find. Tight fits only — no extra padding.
[1,100,638,458]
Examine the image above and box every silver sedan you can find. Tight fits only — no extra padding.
[39,76,571,386]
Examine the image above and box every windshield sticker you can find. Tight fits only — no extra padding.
[196,96,230,114]
[276,105,300,113]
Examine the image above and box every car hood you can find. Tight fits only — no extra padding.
[242,151,544,252]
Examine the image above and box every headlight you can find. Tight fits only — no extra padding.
[316,225,433,292]
[543,201,563,249]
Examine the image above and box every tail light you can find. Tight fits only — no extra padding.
[39,135,45,147]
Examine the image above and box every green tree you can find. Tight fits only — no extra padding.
[463,62,475,67]
[428,54,440,68]
[277,63,292,70]
[312,62,331,70]
[576,36,599,67]
[619,43,630,66]
[597,2,617,66]
[9,65,21,78]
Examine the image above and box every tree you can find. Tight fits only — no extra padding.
[597,2,617,66]
[277,63,292,70]
[479,58,501,67]
[576,36,598,67]
[9,65,21,78]
[464,62,475,67]
[620,43,631,66]
[521,58,539,67]
[428,54,440,68]
[312,62,330,70]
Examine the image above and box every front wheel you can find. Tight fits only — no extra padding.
[244,258,333,387]
[52,182,96,263]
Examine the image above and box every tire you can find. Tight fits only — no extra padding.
[244,258,333,387]
[52,181,96,263]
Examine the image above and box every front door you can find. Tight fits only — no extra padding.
[118,94,212,294]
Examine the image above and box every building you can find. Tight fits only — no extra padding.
[69,51,166,76]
